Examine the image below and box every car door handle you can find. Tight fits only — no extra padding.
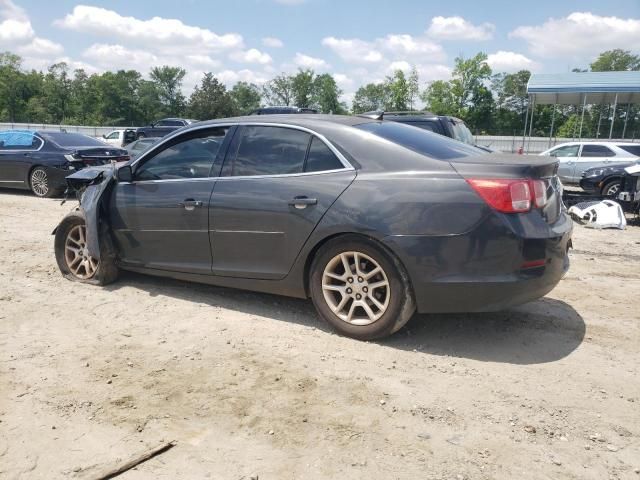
[180,199,203,211]
[288,196,317,209]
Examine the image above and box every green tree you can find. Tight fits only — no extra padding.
[42,62,72,123]
[150,66,186,116]
[421,80,456,115]
[188,73,235,120]
[263,73,294,106]
[408,66,420,111]
[313,73,344,113]
[229,81,262,114]
[352,82,390,113]
[291,69,316,108]
[450,53,492,117]
[590,49,640,72]
[0,52,27,122]
[386,70,410,111]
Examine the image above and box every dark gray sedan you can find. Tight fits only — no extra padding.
[54,115,572,340]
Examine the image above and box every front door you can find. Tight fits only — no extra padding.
[110,126,230,274]
[209,126,356,280]
[574,144,616,180]
[0,131,42,186]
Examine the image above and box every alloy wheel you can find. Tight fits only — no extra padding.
[605,183,620,197]
[31,169,49,197]
[64,224,98,279]
[321,251,390,326]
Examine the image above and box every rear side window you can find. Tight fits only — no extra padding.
[617,145,640,156]
[0,131,42,150]
[581,145,615,157]
[305,137,343,172]
[356,122,482,160]
[225,126,310,176]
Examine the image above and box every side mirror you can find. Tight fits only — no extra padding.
[117,165,133,182]
[102,134,106,138]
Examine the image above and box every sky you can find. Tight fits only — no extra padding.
[1,0,639,103]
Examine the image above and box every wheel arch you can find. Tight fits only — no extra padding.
[601,175,622,194]
[301,231,414,299]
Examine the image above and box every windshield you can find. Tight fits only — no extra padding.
[42,132,106,148]
[356,121,484,160]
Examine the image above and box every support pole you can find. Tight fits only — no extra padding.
[522,94,530,150]
[622,103,631,139]
[596,104,603,138]
[527,95,535,152]
[549,100,557,149]
[609,93,618,139]
[578,94,587,140]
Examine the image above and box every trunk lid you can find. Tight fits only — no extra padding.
[68,147,130,168]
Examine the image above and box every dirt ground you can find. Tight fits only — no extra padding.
[0,188,639,480]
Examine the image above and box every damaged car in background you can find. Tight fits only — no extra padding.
[0,130,129,197]
[54,115,572,340]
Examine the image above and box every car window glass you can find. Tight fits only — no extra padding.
[617,145,640,156]
[155,120,168,127]
[106,132,119,139]
[227,126,310,176]
[356,122,482,160]
[0,132,42,150]
[551,145,579,157]
[581,145,614,157]
[305,137,343,172]
[451,121,474,145]
[41,132,105,147]
[163,120,184,127]
[404,121,441,134]
[135,128,228,181]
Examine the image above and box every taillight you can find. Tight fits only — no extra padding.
[467,178,548,214]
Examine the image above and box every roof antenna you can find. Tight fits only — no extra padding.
[357,110,384,120]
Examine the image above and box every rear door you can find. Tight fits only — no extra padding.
[110,126,230,274]
[547,144,580,183]
[575,144,616,181]
[209,125,355,280]
[0,132,43,185]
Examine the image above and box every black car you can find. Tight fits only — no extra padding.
[125,137,159,160]
[54,115,571,340]
[380,111,479,145]
[250,106,318,115]
[579,161,640,197]
[0,130,128,197]
[136,118,197,139]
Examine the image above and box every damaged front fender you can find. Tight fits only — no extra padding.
[52,164,117,260]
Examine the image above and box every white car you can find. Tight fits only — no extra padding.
[101,129,136,147]
[540,142,640,184]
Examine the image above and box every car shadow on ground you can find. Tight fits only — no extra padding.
[107,271,585,366]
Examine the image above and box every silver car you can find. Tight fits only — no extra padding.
[540,142,640,184]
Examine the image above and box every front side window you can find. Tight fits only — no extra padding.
[135,128,228,181]
[105,131,120,140]
[305,137,343,172]
[581,145,614,158]
[226,126,310,176]
[550,145,580,157]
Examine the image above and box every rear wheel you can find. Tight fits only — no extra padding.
[54,211,118,285]
[310,235,415,340]
[601,179,621,197]
[30,167,59,198]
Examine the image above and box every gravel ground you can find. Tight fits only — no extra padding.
[1,188,639,479]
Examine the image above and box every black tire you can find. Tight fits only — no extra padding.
[54,211,119,285]
[30,166,60,198]
[601,179,621,197]
[309,235,416,341]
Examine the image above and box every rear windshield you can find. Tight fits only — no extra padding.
[356,121,484,160]
[41,132,106,147]
[617,145,640,156]
[450,120,475,145]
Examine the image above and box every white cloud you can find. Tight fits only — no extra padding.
[0,0,63,59]
[82,44,159,71]
[487,51,538,72]
[427,16,495,41]
[387,60,412,72]
[214,69,270,85]
[382,34,444,60]
[322,37,383,64]
[294,53,329,69]
[185,54,221,69]
[55,5,244,52]
[262,36,284,48]
[230,48,272,65]
[511,12,640,58]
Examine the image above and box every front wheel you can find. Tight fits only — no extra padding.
[54,211,118,285]
[601,179,621,198]
[310,235,415,340]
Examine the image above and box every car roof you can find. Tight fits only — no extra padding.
[197,114,374,130]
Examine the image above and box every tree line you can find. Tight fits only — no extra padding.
[0,49,638,138]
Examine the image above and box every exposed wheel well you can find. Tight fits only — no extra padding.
[302,232,414,299]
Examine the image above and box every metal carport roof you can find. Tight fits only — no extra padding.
[527,71,640,105]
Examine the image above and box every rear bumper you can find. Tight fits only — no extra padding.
[383,210,572,313]
[47,165,72,190]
